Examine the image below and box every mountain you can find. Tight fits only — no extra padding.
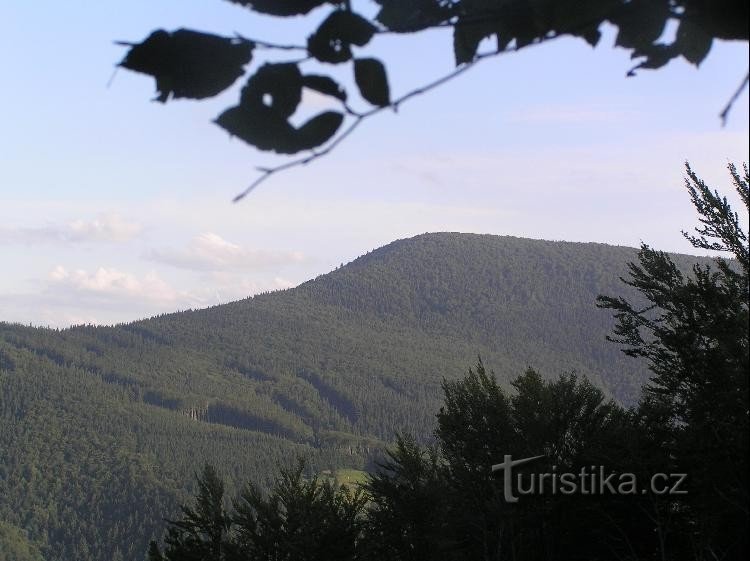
[0,233,708,560]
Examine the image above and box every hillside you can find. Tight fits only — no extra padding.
[0,233,709,560]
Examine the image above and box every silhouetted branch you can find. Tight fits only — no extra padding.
[232,39,565,202]
[233,33,307,51]
[232,52,495,202]
[719,71,749,126]
[230,15,618,202]
[234,117,365,202]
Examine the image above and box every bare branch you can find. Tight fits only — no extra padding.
[233,117,365,202]
[233,33,307,51]
[719,71,749,126]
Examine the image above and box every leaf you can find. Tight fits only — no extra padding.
[684,1,749,41]
[240,63,302,119]
[580,24,602,47]
[628,44,678,75]
[302,75,347,101]
[626,9,712,74]
[296,111,345,150]
[675,19,713,66]
[216,66,344,154]
[307,11,377,63]
[375,0,453,33]
[215,105,300,154]
[453,19,497,65]
[354,58,390,107]
[224,0,334,16]
[452,0,540,66]
[119,29,253,103]
[611,0,670,50]
[216,107,343,154]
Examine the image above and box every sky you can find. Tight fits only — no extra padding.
[1,1,748,327]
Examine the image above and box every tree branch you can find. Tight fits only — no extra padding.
[233,116,365,202]
[232,43,548,202]
[233,33,307,51]
[227,6,627,203]
[719,71,749,126]
[232,51,497,201]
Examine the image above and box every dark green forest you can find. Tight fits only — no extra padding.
[149,164,749,561]
[2,167,746,560]
[0,235,659,559]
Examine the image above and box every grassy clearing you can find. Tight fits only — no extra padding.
[319,468,368,490]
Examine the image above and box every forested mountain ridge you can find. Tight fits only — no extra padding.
[0,233,712,560]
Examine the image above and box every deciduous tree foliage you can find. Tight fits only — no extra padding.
[598,162,750,559]
[148,461,367,561]
[148,465,231,561]
[149,366,666,560]
[117,0,748,187]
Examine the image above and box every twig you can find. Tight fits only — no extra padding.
[229,2,650,203]
[106,66,119,89]
[233,117,365,202]
[232,57,486,202]
[388,54,483,112]
[233,33,307,51]
[719,71,749,126]
[231,33,567,202]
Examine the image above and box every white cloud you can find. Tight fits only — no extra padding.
[190,272,297,303]
[67,213,142,242]
[146,232,306,272]
[48,266,186,305]
[0,213,142,244]
[0,266,301,327]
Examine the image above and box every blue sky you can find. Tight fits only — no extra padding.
[1,1,748,327]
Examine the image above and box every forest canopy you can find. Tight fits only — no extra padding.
[148,162,750,560]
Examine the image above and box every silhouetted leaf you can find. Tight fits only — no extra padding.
[297,111,344,150]
[119,29,253,103]
[690,0,749,40]
[580,24,602,47]
[611,0,670,49]
[375,0,454,33]
[628,43,678,75]
[215,105,299,153]
[675,19,712,65]
[302,75,347,101]
[240,63,303,119]
[626,7,712,74]
[453,19,497,65]
[545,0,612,46]
[216,106,343,154]
[307,11,377,63]
[216,64,343,153]
[452,0,540,65]
[354,58,390,107]
[224,0,334,16]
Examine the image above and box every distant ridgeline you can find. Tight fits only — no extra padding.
[0,233,711,560]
